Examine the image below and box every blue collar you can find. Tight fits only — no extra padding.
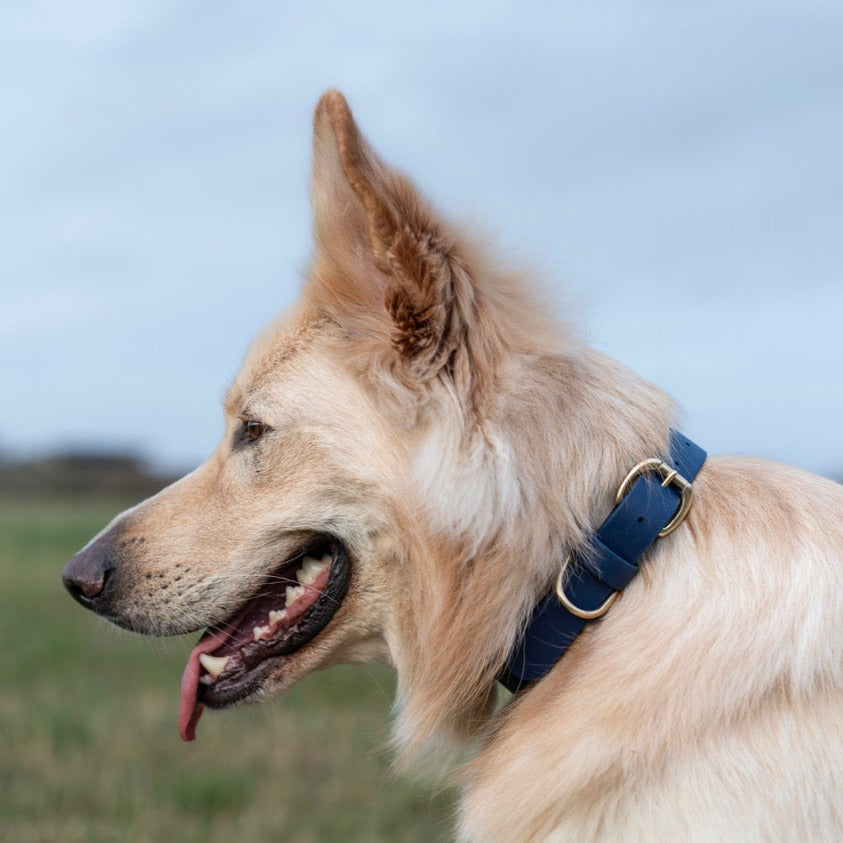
[499,431,706,693]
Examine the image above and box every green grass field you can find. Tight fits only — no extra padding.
[0,500,455,842]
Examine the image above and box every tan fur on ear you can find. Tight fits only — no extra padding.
[313,90,396,271]
[309,91,479,382]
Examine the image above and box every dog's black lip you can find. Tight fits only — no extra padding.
[199,656,277,709]
[197,537,351,709]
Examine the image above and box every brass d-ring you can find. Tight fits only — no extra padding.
[554,556,619,620]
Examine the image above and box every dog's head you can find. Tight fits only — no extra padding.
[62,91,583,754]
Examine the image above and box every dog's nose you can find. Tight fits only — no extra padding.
[62,536,116,609]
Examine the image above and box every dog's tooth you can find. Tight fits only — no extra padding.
[199,675,214,686]
[300,556,331,584]
[198,653,230,678]
[296,556,324,585]
[285,585,305,607]
[252,624,271,641]
[268,609,288,625]
[296,561,320,586]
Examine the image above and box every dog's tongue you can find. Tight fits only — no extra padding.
[178,627,232,742]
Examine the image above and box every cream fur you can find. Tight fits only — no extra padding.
[67,91,843,841]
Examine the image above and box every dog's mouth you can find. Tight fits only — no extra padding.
[178,535,351,742]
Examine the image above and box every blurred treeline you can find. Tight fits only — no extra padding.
[0,450,838,501]
[0,451,178,499]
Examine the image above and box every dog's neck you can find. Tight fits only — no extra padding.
[483,342,679,657]
[391,340,678,757]
[499,427,705,691]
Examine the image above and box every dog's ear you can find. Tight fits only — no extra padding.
[310,91,476,382]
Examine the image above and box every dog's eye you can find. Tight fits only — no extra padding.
[237,419,266,446]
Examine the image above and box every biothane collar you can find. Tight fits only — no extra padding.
[499,431,706,693]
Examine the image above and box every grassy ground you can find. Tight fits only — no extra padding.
[0,500,456,842]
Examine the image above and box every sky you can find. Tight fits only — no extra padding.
[1,1,841,477]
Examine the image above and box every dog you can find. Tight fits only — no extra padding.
[63,91,843,841]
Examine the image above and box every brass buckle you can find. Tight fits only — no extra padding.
[555,556,619,620]
[615,458,694,537]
